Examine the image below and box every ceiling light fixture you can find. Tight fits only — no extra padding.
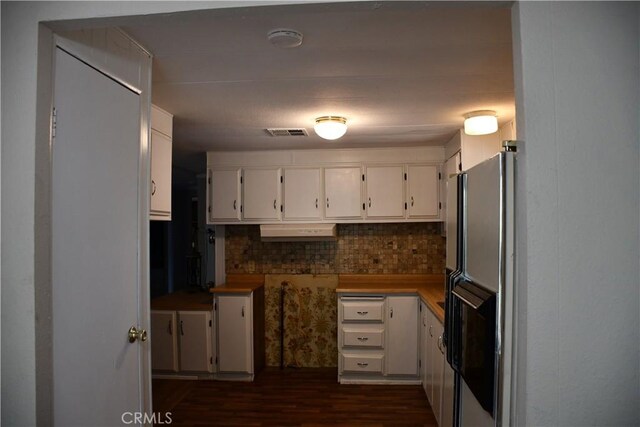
[314,116,348,140]
[464,110,498,135]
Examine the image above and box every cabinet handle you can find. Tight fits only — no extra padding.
[390,308,393,318]
[180,320,184,336]
[429,325,433,337]
[168,321,172,335]
[233,200,237,210]
[368,197,372,208]
[273,200,277,210]
[241,306,245,317]
[356,311,368,315]
[151,180,156,196]
[357,337,369,341]
[357,362,369,367]
[315,198,318,209]
[411,196,414,207]
[326,197,329,208]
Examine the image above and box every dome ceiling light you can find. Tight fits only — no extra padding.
[314,116,348,140]
[464,110,498,135]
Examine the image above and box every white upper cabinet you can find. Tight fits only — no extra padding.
[324,166,363,220]
[407,165,440,219]
[242,168,281,221]
[365,165,405,219]
[283,168,322,220]
[150,105,172,221]
[209,169,241,222]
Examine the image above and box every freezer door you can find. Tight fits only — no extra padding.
[464,153,502,293]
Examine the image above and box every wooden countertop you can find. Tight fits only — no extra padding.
[151,289,213,311]
[209,274,265,294]
[337,274,445,323]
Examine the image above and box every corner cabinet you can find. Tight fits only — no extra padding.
[407,165,440,219]
[214,287,265,381]
[150,105,173,221]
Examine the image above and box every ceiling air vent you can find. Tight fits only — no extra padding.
[266,128,309,137]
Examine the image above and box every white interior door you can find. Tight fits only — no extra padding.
[52,48,146,425]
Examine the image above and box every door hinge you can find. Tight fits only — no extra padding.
[438,172,442,180]
[362,174,365,182]
[419,359,422,368]
[240,176,243,184]
[362,203,365,211]
[214,302,217,311]
[208,206,212,213]
[439,202,442,210]
[458,162,462,172]
[209,320,212,327]
[404,202,407,210]
[280,176,283,183]
[404,173,407,181]
[240,205,243,213]
[208,176,212,185]
[280,204,283,213]
[419,304,422,312]
[215,356,218,365]
[51,107,57,139]
[210,357,213,365]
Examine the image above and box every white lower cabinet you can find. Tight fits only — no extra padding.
[421,304,454,427]
[150,310,179,372]
[338,295,419,383]
[386,296,419,376]
[150,309,213,374]
[214,288,265,381]
[178,311,214,373]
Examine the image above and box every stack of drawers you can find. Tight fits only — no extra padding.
[338,297,386,376]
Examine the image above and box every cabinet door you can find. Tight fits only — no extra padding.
[425,310,435,405]
[243,168,281,221]
[441,350,455,427]
[210,169,241,222]
[150,130,172,218]
[283,168,322,220]
[324,167,362,219]
[150,311,178,372]
[421,302,429,394]
[178,311,213,373]
[217,295,252,373]
[365,165,405,219]
[386,296,418,376]
[407,165,439,219]
[432,317,445,424]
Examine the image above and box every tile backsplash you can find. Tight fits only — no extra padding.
[225,223,445,275]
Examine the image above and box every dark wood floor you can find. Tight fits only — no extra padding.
[153,368,436,426]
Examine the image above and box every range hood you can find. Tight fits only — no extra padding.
[260,223,337,242]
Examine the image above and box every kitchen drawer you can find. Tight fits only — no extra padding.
[342,328,384,348]
[341,353,384,374]
[341,300,385,322]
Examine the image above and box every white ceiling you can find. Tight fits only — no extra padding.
[122,1,514,157]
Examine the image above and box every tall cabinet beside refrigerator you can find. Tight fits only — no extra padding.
[445,149,516,427]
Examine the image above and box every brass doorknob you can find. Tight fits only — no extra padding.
[128,326,147,343]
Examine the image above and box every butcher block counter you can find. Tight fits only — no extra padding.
[150,289,213,311]
[337,274,445,322]
[209,274,265,294]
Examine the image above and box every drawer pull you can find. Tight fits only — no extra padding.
[357,337,369,341]
[356,311,369,315]
[357,362,369,367]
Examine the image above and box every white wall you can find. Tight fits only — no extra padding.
[512,2,639,425]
